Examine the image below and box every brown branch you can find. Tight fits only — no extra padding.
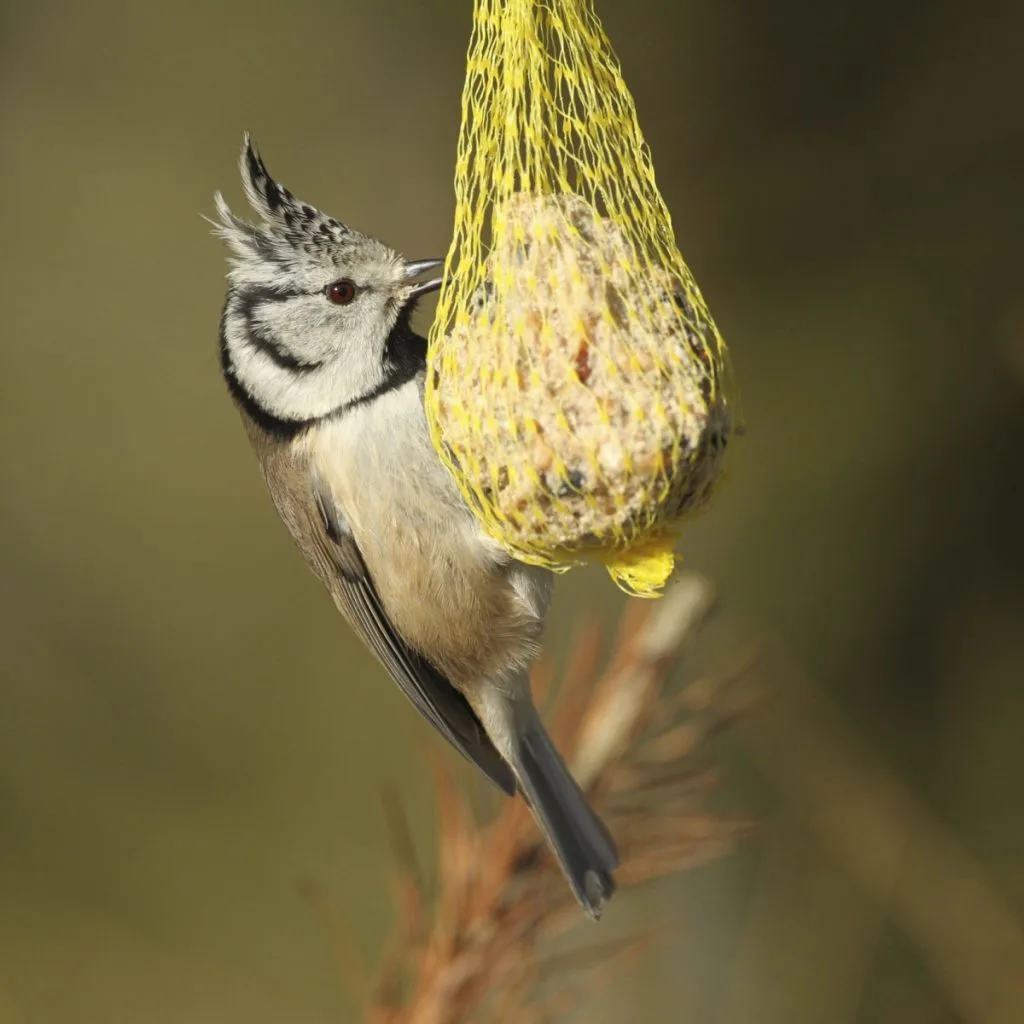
[364,573,754,1024]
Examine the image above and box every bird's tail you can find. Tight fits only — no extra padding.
[514,710,619,918]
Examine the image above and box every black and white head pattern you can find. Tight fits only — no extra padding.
[213,136,421,430]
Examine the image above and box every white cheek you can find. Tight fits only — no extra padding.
[225,307,383,422]
[256,301,336,364]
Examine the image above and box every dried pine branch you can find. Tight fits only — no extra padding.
[365,573,755,1024]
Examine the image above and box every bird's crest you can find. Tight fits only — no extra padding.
[210,134,354,268]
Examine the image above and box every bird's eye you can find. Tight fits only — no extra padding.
[326,279,357,305]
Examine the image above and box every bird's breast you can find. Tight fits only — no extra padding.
[306,384,547,689]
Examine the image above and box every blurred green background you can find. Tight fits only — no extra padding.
[2,0,1023,1021]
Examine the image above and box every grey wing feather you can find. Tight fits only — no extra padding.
[276,460,516,796]
[331,561,516,795]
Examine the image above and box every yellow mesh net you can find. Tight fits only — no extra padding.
[425,0,736,597]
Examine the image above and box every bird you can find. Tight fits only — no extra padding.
[211,136,619,917]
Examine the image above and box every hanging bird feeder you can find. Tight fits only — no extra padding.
[426,0,737,597]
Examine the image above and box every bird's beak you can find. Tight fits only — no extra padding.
[404,258,445,300]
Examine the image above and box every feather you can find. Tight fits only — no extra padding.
[244,415,516,796]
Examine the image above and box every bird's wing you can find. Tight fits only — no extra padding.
[255,435,516,796]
